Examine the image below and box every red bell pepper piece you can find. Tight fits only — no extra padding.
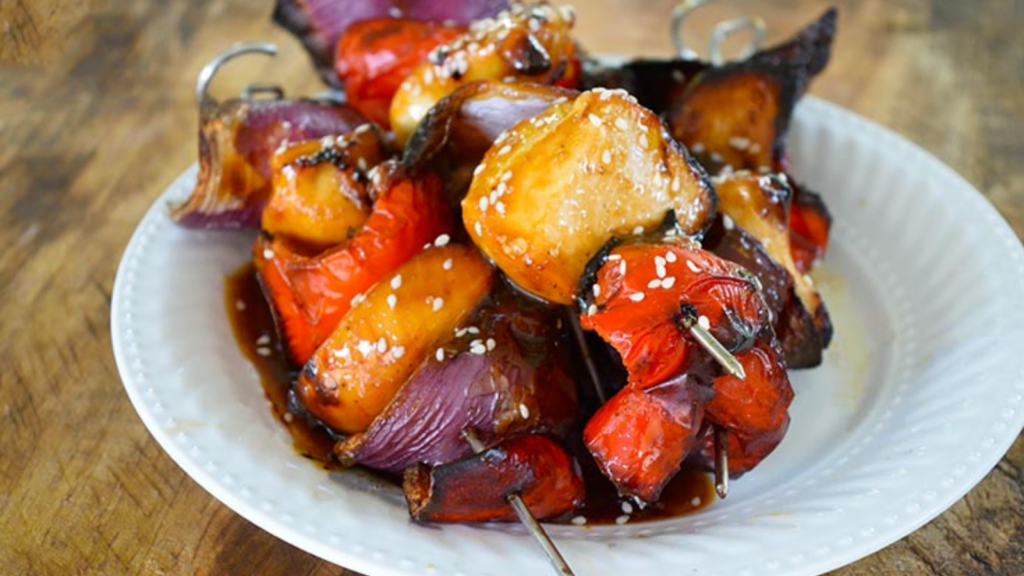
[335,18,465,127]
[255,163,452,365]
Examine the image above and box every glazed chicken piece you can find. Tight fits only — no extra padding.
[390,2,579,146]
[260,125,387,249]
[463,88,715,305]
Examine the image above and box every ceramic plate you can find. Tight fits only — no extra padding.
[112,96,1024,576]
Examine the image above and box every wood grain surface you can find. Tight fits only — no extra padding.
[1,0,1021,574]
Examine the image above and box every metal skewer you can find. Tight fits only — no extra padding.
[462,429,576,576]
[676,305,746,380]
[713,426,729,498]
[195,42,282,108]
[565,309,607,404]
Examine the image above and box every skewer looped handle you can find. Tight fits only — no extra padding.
[195,42,279,108]
[672,0,766,65]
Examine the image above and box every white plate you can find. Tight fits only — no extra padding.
[112,96,1024,576]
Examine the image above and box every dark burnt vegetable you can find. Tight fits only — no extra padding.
[255,161,451,365]
[272,0,509,87]
[404,434,585,523]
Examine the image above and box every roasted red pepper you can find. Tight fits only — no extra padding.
[579,238,768,388]
[255,162,451,365]
[787,179,832,273]
[705,337,793,438]
[403,435,585,523]
[583,367,714,503]
[334,18,466,127]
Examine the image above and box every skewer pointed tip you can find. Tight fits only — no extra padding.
[713,426,729,499]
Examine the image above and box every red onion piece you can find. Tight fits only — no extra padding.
[170,98,366,229]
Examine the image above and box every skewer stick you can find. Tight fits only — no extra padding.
[565,309,607,404]
[462,429,576,576]
[676,306,746,380]
[713,426,729,499]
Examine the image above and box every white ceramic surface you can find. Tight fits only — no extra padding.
[112,96,1024,576]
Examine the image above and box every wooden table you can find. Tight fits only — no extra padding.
[2,0,1021,574]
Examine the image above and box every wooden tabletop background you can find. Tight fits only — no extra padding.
[1,0,1021,574]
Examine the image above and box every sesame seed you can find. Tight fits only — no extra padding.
[592,284,601,297]
[587,304,597,316]
[614,117,628,130]
[588,114,603,127]
[691,496,701,507]
[662,277,676,289]
[691,142,705,154]
[686,260,701,273]
[750,143,762,154]
[519,403,530,418]
[432,298,444,312]
[722,214,735,230]
[671,177,680,192]
[500,170,513,182]
[350,293,366,307]
[473,163,485,176]
[338,345,350,359]
[615,515,630,525]
[607,254,622,261]
[628,292,645,302]
[710,151,724,163]
[354,123,371,135]
[665,251,677,263]
[262,248,275,260]
[553,96,568,105]
[387,294,397,309]
[495,202,506,215]
[475,221,483,236]
[392,346,405,359]
[376,337,387,354]
[571,516,587,526]
[497,144,512,156]
[357,157,367,171]
[235,300,246,311]
[256,334,271,346]
[357,340,374,358]
[647,279,662,289]
[486,338,496,351]
[467,326,480,334]
[442,258,453,270]
[698,315,711,330]
[621,501,634,514]
[436,348,445,361]
[601,150,611,164]
[434,234,450,247]
[655,256,667,277]
[470,343,487,355]
[283,412,294,423]
[479,196,489,210]
[728,136,750,150]
[256,347,272,357]
[639,133,649,148]
[633,226,644,235]
[391,275,402,290]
